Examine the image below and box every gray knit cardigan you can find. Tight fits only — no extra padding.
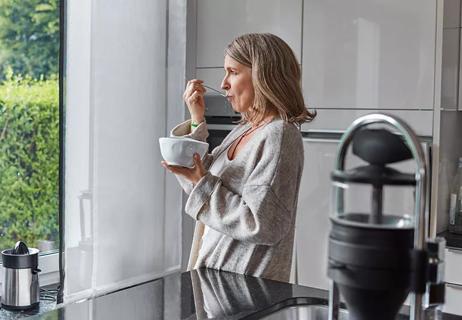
[170,118,304,282]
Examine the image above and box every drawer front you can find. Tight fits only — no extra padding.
[300,109,433,137]
[446,248,462,285]
[444,283,462,316]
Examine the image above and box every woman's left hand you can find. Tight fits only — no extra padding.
[161,153,207,185]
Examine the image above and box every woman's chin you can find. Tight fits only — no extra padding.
[232,105,248,114]
[231,105,241,113]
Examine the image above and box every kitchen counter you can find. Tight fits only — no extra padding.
[0,288,57,320]
[24,268,462,320]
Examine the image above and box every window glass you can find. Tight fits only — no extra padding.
[0,0,60,253]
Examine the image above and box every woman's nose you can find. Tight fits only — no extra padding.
[221,78,230,90]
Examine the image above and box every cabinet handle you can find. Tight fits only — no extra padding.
[302,138,340,143]
[447,248,462,254]
[446,282,462,290]
[301,131,343,143]
[78,190,93,241]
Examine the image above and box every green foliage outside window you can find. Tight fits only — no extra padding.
[0,0,59,80]
[0,72,59,250]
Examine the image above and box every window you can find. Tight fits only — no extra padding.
[0,0,60,269]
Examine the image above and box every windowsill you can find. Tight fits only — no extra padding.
[0,295,57,319]
[36,252,60,286]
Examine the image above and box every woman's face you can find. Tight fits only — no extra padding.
[221,55,254,113]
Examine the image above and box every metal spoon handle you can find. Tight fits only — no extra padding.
[203,85,226,97]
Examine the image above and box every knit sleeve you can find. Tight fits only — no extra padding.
[184,124,304,246]
[170,119,209,142]
[168,120,214,194]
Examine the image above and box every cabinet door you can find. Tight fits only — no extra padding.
[295,137,426,290]
[446,248,462,285]
[445,283,462,316]
[196,0,302,68]
[295,138,338,290]
[302,0,436,109]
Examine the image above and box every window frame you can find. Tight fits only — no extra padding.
[0,0,64,291]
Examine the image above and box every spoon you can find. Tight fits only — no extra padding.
[203,84,234,111]
[203,85,227,97]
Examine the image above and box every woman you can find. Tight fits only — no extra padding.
[161,33,316,282]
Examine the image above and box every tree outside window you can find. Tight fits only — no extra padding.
[0,0,59,252]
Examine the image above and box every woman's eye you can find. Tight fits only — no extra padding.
[224,69,238,76]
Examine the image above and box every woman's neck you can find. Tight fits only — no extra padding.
[250,112,277,128]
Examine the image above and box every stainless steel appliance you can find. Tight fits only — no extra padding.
[2,241,41,310]
[204,94,238,118]
[204,94,239,151]
[327,114,445,320]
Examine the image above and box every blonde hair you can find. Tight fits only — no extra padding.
[225,33,316,125]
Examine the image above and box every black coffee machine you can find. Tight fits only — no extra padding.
[327,114,445,320]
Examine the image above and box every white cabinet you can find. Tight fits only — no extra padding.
[295,138,338,290]
[444,247,462,315]
[446,247,462,285]
[444,283,462,315]
[302,0,436,109]
[196,0,302,68]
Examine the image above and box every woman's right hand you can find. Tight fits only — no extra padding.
[183,79,206,124]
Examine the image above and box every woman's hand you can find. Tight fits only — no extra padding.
[161,153,207,185]
[183,79,206,124]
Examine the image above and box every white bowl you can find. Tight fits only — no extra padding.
[159,137,209,168]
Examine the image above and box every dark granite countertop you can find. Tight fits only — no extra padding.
[19,268,462,320]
